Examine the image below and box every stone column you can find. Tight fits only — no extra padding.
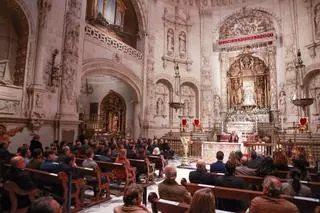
[27,0,52,131]
[58,0,86,141]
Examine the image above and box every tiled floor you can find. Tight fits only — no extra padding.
[79,159,231,213]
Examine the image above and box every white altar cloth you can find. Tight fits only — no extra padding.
[202,142,241,163]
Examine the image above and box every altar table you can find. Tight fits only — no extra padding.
[201,142,241,163]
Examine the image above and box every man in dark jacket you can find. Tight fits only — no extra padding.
[189,159,215,185]
[4,156,37,209]
[215,161,247,212]
[30,135,43,153]
[210,151,226,173]
[248,150,262,169]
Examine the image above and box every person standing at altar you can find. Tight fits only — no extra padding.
[210,151,226,173]
[228,131,239,143]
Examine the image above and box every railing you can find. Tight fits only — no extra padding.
[84,24,143,60]
[167,139,202,158]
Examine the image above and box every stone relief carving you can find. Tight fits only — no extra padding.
[37,0,52,28]
[162,7,192,71]
[61,0,81,106]
[219,8,274,39]
[167,28,174,56]
[180,85,195,117]
[155,83,169,117]
[179,31,186,58]
[29,111,45,131]
[85,24,143,60]
[0,99,19,114]
[315,3,320,40]
[213,94,221,117]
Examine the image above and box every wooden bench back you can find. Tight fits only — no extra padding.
[185,183,319,213]
[210,172,320,192]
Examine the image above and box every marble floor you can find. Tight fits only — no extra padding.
[79,159,231,213]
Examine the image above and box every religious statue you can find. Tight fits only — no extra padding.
[156,98,165,116]
[179,31,186,58]
[0,123,24,144]
[167,29,174,56]
[231,78,243,106]
[180,136,192,165]
[111,114,119,132]
[278,91,286,116]
[213,95,221,117]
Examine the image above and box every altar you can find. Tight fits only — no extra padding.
[201,141,241,163]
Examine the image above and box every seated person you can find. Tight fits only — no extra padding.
[189,159,215,185]
[57,146,71,163]
[273,150,289,171]
[210,151,226,173]
[28,148,44,169]
[115,149,135,181]
[250,176,299,213]
[215,161,246,212]
[29,196,62,213]
[20,148,31,166]
[158,165,191,204]
[281,169,312,197]
[255,157,279,177]
[292,158,311,181]
[3,156,37,210]
[0,142,11,163]
[236,156,256,176]
[40,150,60,173]
[247,150,262,169]
[187,188,216,213]
[82,149,97,169]
[114,183,149,213]
[228,131,239,142]
[126,145,137,159]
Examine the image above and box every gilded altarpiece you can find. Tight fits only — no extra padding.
[100,91,126,134]
[227,54,270,109]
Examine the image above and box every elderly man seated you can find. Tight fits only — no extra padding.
[189,159,215,185]
[3,156,37,211]
[158,165,191,204]
[236,156,256,176]
[250,176,299,213]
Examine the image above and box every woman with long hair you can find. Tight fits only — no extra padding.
[187,188,216,213]
[281,169,312,197]
[256,156,279,177]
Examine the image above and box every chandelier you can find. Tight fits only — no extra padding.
[169,62,185,111]
[292,49,313,116]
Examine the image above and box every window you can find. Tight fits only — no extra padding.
[97,0,126,27]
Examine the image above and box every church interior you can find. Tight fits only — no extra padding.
[1,0,320,212]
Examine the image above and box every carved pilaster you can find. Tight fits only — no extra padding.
[59,0,82,119]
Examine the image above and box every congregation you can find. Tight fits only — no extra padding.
[0,136,319,213]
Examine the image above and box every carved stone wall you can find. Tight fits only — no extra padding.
[60,0,82,117]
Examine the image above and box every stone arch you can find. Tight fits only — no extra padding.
[156,79,173,94]
[82,58,142,102]
[100,90,126,134]
[217,7,281,39]
[180,81,199,118]
[1,0,34,86]
[131,0,147,34]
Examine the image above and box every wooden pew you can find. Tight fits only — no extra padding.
[76,158,135,193]
[185,183,319,213]
[210,172,320,194]
[278,170,319,182]
[76,166,110,202]
[129,159,155,184]
[2,164,82,212]
[3,181,35,213]
[148,155,165,177]
[148,192,189,213]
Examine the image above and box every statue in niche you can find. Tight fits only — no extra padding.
[255,87,264,108]
[156,97,165,116]
[278,91,286,116]
[167,29,174,56]
[179,31,186,58]
[231,78,243,106]
[111,113,119,132]
[316,91,320,114]
[183,99,190,116]
[213,95,221,117]
[315,4,320,39]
